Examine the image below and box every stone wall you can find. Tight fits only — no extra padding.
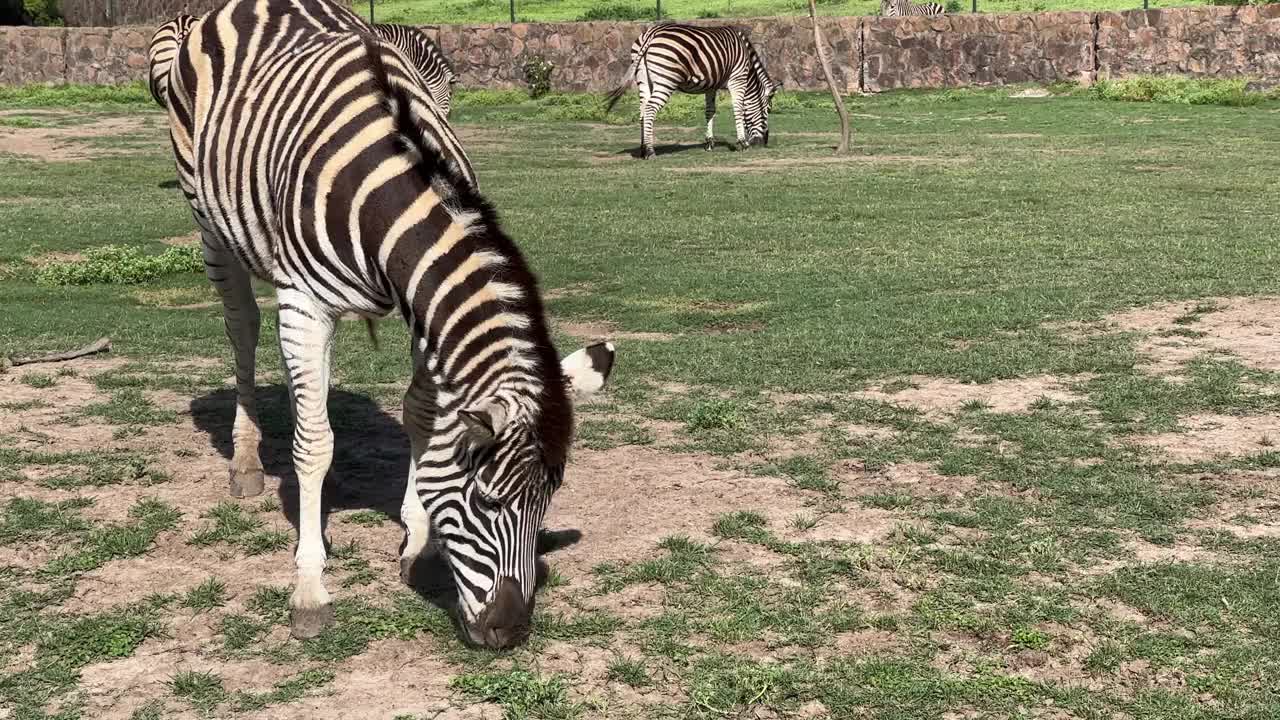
[864,11,1095,91]
[422,16,861,93]
[1097,4,1280,79]
[3,6,1279,91]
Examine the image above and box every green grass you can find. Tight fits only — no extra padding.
[360,0,1209,25]
[4,84,1280,718]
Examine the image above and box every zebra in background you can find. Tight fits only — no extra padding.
[145,13,195,108]
[152,0,616,648]
[880,0,946,16]
[371,23,459,116]
[605,22,782,159]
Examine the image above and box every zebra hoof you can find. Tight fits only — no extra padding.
[289,603,335,639]
[735,141,750,152]
[703,140,715,151]
[229,467,266,498]
[641,147,656,160]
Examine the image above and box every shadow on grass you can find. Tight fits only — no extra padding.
[190,385,581,640]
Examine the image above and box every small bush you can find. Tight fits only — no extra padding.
[24,0,61,26]
[1091,76,1267,107]
[697,9,722,17]
[522,56,555,99]
[34,245,203,286]
[945,0,964,10]
[577,3,661,21]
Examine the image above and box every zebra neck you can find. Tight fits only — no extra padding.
[374,183,552,407]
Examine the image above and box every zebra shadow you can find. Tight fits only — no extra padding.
[190,386,580,616]
[618,138,740,159]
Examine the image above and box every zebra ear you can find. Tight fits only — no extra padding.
[459,398,509,446]
[561,342,615,397]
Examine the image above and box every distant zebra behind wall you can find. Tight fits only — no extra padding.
[604,22,782,160]
[370,23,459,115]
[880,0,946,16]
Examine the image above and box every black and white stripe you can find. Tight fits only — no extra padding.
[370,23,458,116]
[880,0,946,16]
[605,22,782,159]
[146,13,196,108]
[152,0,614,649]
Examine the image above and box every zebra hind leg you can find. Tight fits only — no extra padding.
[202,236,266,498]
[703,92,717,152]
[276,288,339,639]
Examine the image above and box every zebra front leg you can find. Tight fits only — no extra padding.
[202,236,266,498]
[398,368,435,584]
[704,91,717,151]
[728,86,750,151]
[276,288,338,639]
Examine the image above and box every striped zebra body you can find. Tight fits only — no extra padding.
[370,23,458,116]
[880,0,946,16]
[605,22,782,159]
[146,13,196,107]
[156,0,615,648]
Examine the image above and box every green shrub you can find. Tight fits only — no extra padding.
[1090,76,1266,107]
[945,0,964,10]
[577,3,662,21]
[24,0,61,26]
[453,88,529,107]
[34,246,204,286]
[521,56,555,99]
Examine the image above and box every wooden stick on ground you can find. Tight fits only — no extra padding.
[6,337,112,369]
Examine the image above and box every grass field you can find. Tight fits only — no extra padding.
[359,0,1209,26]
[3,80,1280,719]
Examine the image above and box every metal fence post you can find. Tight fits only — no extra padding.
[657,0,662,18]
[510,0,516,22]
[972,0,977,12]
[369,0,374,23]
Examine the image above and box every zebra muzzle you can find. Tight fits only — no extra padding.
[469,577,531,648]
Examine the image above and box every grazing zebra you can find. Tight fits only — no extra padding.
[880,0,946,16]
[605,22,782,160]
[152,0,616,649]
[146,13,196,108]
[370,23,459,116]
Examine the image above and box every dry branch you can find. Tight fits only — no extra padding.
[808,2,852,153]
[5,337,112,370]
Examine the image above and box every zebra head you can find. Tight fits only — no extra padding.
[445,342,616,648]
[747,79,783,148]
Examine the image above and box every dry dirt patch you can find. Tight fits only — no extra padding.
[1077,296,1280,377]
[667,154,973,174]
[0,115,148,161]
[856,374,1087,420]
[554,319,676,343]
[1130,413,1280,463]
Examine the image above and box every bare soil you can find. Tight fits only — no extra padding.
[0,115,149,162]
[857,374,1088,420]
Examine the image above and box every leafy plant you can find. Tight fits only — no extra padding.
[23,0,61,26]
[522,56,555,99]
[576,3,663,21]
[1090,76,1268,107]
[34,245,203,286]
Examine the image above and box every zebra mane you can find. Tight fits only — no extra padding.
[361,33,573,465]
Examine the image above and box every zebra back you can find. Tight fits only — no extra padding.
[881,0,946,15]
[147,13,196,108]
[371,23,458,115]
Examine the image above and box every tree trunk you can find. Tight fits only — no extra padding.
[808,1,851,153]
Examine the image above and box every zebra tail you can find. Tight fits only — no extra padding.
[604,57,639,115]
